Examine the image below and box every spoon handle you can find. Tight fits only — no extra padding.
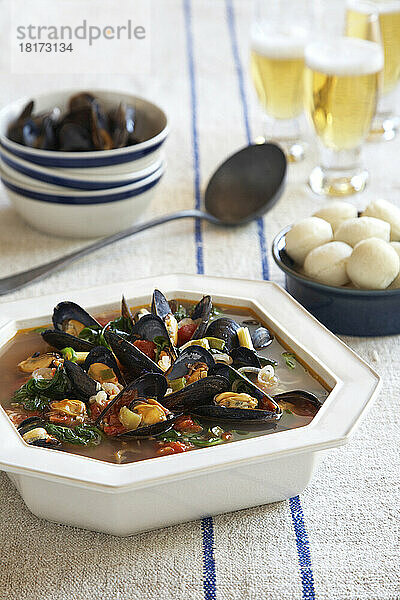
[0,209,219,297]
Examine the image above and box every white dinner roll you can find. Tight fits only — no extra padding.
[362,198,400,241]
[304,241,353,286]
[390,241,400,257]
[335,216,390,247]
[313,201,357,232]
[347,238,400,289]
[285,217,333,265]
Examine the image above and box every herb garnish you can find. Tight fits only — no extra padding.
[173,305,188,322]
[282,352,297,369]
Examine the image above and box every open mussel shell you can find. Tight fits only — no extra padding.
[230,347,261,369]
[191,295,212,339]
[162,375,229,410]
[273,390,321,417]
[205,318,240,353]
[251,326,274,349]
[64,360,98,400]
[41,329,94,352]
[94,373,168,425]
[53,301,100,332]
[104,330,163,380]
[131,313,177,360]
[83,346,125,386]
[151,290,179,347]
[191,405,280,427]
[108,102,137,148]
[165,345,215,381]
[208,364,280,414]
[17,417,62,448]
[119,412,177,439]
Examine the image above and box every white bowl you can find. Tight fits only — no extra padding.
[0,145,164,190]
[0,89,168,171]
[1,162,165,238]
[0,274,381,536]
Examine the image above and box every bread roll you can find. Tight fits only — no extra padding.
[347,238,399,289]
[285,217,333,265]
[304,241,353,286]
[313,201,357,232]
[362,198,400,241]
[335,216,390,247]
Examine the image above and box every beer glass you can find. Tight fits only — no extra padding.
[346,0,400,141]
[250,0,311,162]
[304,20,383,196]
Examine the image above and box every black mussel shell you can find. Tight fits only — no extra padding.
[108,102,137,149]
[205,318,240,353]
[191,295,212,339]
[64,360,98,400]
[7,101,59,150]
[17,416,43,435]
[151,289,172,320]
[119,413,177,439]
[162,375,229,410]
[191,405,280,427]
[251,326,274,349]
[230,347,261,369]
[95,373,168,425]
[165,345,215,381]
[7,101,35,144]
[209,364,280,413]
[104,330,163,380]
[121,295,135,330]
[53,301,100,332]
[83,346,125,385]
[131,314,177,360]
[41,329,94,352]
[273,390,321,416]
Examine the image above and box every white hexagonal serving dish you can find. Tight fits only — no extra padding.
[0,274,380,536]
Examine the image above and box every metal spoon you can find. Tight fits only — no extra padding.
[0,143,286,296]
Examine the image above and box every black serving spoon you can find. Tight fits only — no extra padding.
[0,143,286,295]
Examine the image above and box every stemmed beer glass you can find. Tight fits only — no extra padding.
[250,0,311,162]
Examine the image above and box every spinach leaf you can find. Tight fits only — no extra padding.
[78,326,110,348]
[46,423,103,446]
[174,305,188,322]
[108,316,133,335]
[13,366,71,410]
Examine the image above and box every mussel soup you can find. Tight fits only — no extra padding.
[0,291,329,464]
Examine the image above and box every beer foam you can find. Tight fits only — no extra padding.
[347,0,400,14]
[251,24,306,59]
[305,38,383,75]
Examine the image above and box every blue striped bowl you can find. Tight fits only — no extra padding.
[0,89,168,170]
[1,161,165,238]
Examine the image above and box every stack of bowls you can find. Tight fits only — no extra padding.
[0,90,168,238]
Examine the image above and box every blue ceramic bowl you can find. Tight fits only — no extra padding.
[272,226,400,337]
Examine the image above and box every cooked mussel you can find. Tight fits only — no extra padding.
[7,100,59,150]
[273,390,321,417]
[64,360,99,400]
[42,301,102,351]
[83,346,125,386]
[252,326,274,349]
[151,290,179,347]
[230,347,261,369]
[17,417,61,448]
[95,373,175,438]
[104,330,163,380]
[205,318,240,353]
[191,405,279,427]
[165,345,215,381]
[58,100,113,151]
[131,313,178,365]
[191,295,212,339]
[108,102,137,148]
[18,352,60,373]
[162,375,229,410]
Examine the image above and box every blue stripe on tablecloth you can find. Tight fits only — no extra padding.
[184,0,204,276]
[226,1,316,598]
[289,497,316,600]
[226,0,269,280]
[184,1,217,598]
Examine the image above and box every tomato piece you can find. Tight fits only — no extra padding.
[156,441,192,456]
[174,415,203,433]
[222,432,233,441]
[133,339,156,360]
[177,323,197,346]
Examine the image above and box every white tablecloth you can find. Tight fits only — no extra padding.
[0,1,399,598]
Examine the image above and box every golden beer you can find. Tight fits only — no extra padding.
[346,1,400,94]
[250,31,306,120]
[304,38,383,150]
